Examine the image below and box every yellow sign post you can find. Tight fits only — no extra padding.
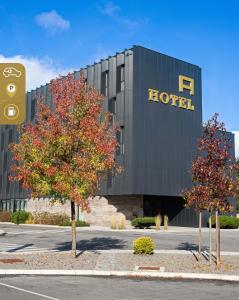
[0,63,26,124]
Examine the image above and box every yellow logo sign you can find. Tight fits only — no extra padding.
[179,75,194,96]
[0,63,25,124]
[148,75,195,111]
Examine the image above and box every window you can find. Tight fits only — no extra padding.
[109,97,116,114]
[107,170,113,188]
[3,152,8,172]
[8,129,13,144]
[31,99,36,121]
[1,133,4,151]
[116,64,125,93]
[101,71,108,96]
[6,180,10,195]
[116,126,124,155]
[0,175,2,193]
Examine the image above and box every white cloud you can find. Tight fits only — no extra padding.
[97,1,144,32]
[0,54,71,91]
[35,10,70,33]
[99,2,120,16]
[232,131,239,159]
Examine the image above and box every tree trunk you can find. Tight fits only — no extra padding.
[216,209,220,266]
[71,201,77,258]
[198,211,202,261]
[209,211,212,264]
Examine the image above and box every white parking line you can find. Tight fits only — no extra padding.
[7,229,70,235]
[0,282,60,300]
[0,242,58,253]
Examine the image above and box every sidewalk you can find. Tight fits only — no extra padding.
[2,222,238,233]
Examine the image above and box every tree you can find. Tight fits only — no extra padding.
[9,74,120,257]
[236,159,239,211]
[183,114,237,265]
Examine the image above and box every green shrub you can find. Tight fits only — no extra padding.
[32,212,70,226]
[131,217,155,228]
[133,236,155,254]
[60,220,90,227]
[0,211,12,222]
[208,215,239,229]
[11,211,30,224]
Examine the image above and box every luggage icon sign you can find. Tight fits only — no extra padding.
[0,63,25,124]
[4,104,19,120]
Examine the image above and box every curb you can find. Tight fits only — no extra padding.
[1,249,239,256]
[1,222,238,233]
[0,269,238,282]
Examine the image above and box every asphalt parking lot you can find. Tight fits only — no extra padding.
[0,276,238,300]
[0,223,238,253]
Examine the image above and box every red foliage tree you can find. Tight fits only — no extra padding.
[183,113,237,265]
[9,74,120,256]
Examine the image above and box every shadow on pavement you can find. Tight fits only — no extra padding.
[176,242,208,251]
[55,237,127,251]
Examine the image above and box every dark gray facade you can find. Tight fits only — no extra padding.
[0,45,235,226]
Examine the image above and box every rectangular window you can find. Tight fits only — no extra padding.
[8,129,13,144]
[6,180,10,195]
[31,99,36,121]
[1,133,4,151]
[116,127,124,155]
[3,152,8,172]
[108,97,116,123]
[0,175,2,193]
[116,64,125,93]
[109,97,116,115]
[107,170,114,188]
[101,71,108,96]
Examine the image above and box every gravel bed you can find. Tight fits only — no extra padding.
[0,251,99,270]
[0,252,238,274]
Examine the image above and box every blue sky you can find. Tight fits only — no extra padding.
[0,0,238,150]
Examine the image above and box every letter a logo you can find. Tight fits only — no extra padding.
[179,75,194,96]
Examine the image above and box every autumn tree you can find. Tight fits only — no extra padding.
[236,159,239,211]
[9,74,119,256]
[183,114,237,265]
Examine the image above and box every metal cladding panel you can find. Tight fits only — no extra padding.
[101,49,134,195]
[132,46,202,196]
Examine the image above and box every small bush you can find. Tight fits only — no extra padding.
[11,211,30,224]
[133,236,155,254]
[118,216,126,230]
[111,216,117,229]
[131,217,155,228]
[25,214,35,224]
[208,215,239,229]
[32,212,70,226]
[60,220,90,227]
[155,215,162,230]
[164,214,169,230]
[0,211,12,222]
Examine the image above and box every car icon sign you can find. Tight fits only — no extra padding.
[3,67,22,78]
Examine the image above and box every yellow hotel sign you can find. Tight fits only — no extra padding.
[148,75,195,111]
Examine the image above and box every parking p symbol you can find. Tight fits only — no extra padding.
[6,83,17,98]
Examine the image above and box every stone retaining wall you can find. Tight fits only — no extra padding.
[26,195,144,227]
